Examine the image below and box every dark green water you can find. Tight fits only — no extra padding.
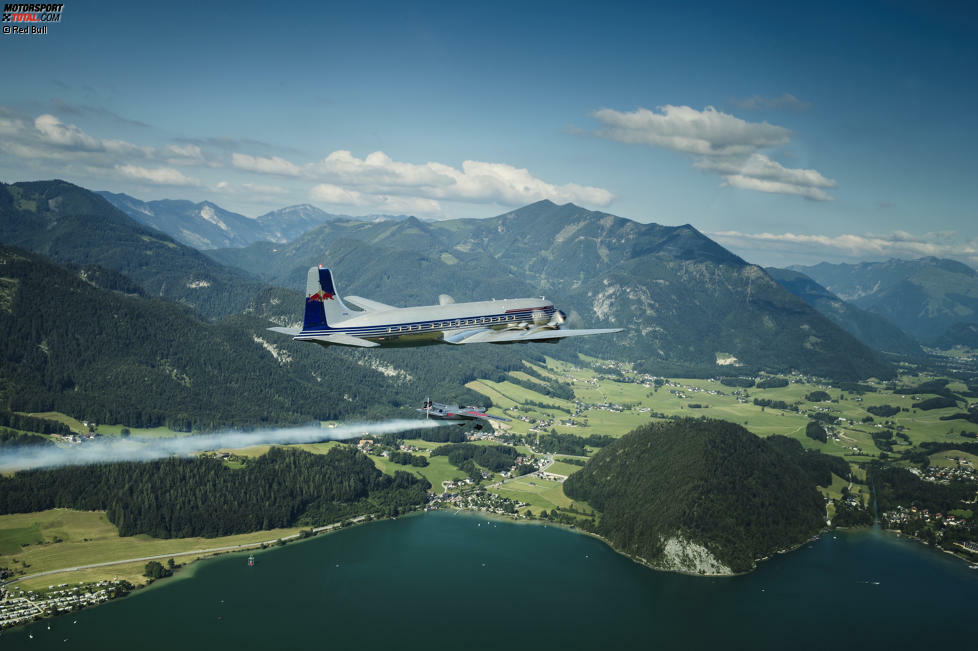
[5,512,977,650]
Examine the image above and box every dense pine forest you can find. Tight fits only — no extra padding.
[0,446,430,537]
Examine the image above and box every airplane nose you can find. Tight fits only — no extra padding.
[555,310,567,324]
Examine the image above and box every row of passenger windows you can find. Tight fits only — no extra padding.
[386,314,519,333]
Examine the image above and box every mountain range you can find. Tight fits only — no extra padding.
[1,180,896,407]
[766,267,923,356]
[0,181,263,319]
[210,199,894,379]
[97,191,343,249]
[791,257,978,344]
[99,191,416,250]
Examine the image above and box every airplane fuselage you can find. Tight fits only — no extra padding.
[296,298,557,347]
[268,265,620,348]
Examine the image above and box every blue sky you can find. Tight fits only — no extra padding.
[1,0,976,266]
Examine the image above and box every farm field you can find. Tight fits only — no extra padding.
[0,509,305,587]
[468,357,978,462]
[492,475,587,515]
[464,356,978,514]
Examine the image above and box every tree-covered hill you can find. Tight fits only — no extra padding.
[0,180,265,319]
[932,322,978,350]
[563,419,826,574]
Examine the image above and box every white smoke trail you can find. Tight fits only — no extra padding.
[0,419,450,472]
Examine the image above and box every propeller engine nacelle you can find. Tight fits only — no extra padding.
[545,310,567,328]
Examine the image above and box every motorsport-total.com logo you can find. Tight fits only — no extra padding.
[2,3,64,35]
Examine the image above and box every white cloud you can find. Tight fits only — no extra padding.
[0,109,154,166]
[593,105,790,156]
[311,151,612,206]
[240,149,613,209]
[115,164,200,186]
[309,183,364,204]
[710,229,978,265]
[0,105,612,215]
[231,152,302,177]
[34,114,101,149]
[695,153,834,189]
[592,104,835,201]
[33,114,151,158]
[721,175,833,201]
[166,143,209,166]
[309,182,441,215]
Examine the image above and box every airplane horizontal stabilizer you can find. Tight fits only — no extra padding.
[344,296,396,312]
[296,332,380,347]
[267,326,301,336]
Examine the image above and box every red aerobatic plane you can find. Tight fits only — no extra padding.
[418,398,511,430]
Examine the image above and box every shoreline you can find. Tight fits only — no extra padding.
[436,506,978,577]
[881,527,978,567]
[7,507,978,631]
[0,512,384,631]
[430,506,756,577]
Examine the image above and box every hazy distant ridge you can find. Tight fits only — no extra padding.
[791,257,978,343]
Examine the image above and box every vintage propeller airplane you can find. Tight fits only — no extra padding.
[418,398,511,430]
[268,265,622,348]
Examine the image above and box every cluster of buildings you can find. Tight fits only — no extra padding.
[427,489,527,516]
[0,580,133,629]
[663,380,725,400]
[356,439,376,453]
[882,505,967,529]
[907,462,977,484]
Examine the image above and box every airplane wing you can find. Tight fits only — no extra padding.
[462,409,512,422]
[344,295,396,312]
[294,332,380,347]
[443,327,622,345]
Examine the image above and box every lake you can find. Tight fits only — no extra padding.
[5,511,977,649]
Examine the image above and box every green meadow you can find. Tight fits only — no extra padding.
[0,509,305,588]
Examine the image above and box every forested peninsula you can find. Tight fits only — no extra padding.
[564,420,829,574]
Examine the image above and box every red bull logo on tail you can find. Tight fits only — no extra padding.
[306,291,336,302]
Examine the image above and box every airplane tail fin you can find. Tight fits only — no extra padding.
[303,265,352,331]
